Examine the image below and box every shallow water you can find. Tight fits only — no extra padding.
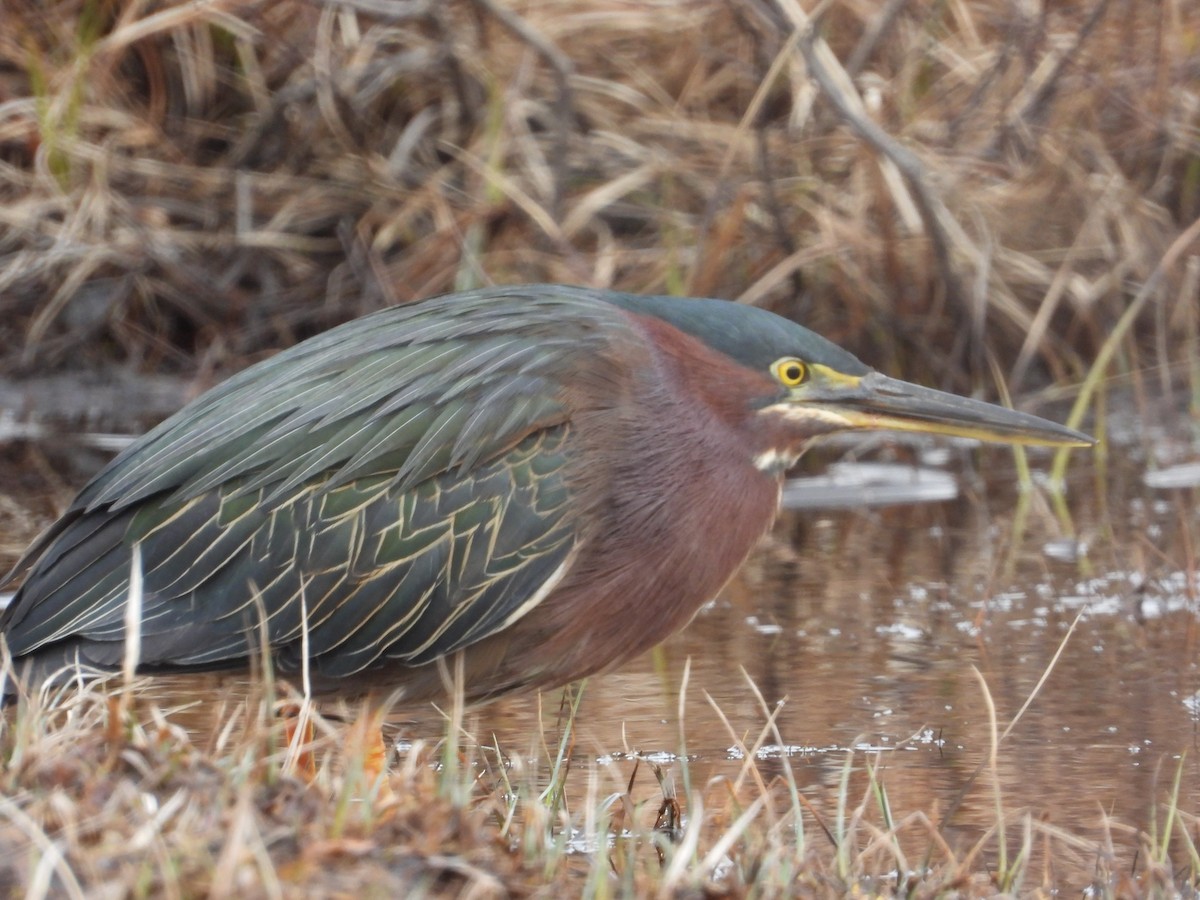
[2,402,1199,883]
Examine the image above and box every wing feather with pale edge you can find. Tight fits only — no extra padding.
[1,288,623,675]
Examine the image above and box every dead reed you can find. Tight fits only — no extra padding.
[2,659,1197,897]
[1,0,1195,402]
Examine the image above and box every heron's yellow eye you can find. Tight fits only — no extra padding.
[772,358,807,387]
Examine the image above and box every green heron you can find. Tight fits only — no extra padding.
[1,285,1091,704]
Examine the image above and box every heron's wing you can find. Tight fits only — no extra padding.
[3,289,613,587]
[76,291,613,513]
[3,425,576,677]
[2,289,628,674]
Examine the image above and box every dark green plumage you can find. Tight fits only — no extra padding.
[3,287,630,680]
[607,293,870,379]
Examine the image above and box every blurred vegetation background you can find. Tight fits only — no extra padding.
[0,0,1196,402]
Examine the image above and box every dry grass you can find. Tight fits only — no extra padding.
[0,682,544,898]
[0,0,1196,397]
[2,666,1198,897]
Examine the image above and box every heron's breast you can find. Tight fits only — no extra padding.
[501,379,783,687]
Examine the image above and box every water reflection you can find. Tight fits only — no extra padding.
[1145,462,1200,489]
[782,462,959,509]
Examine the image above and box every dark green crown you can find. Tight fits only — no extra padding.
[607,292,870,376]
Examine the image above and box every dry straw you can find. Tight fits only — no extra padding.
[1,0,1194,402]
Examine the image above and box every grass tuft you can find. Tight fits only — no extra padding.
[2,663,1199,895]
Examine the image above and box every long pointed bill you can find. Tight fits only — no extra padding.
[817,372,1093,448]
